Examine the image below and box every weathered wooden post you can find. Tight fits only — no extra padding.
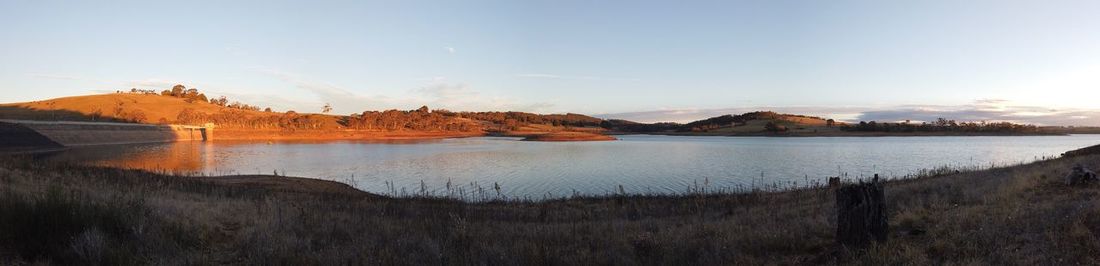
[836,175,887,248]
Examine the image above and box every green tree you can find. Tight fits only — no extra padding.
[171,84,186,97]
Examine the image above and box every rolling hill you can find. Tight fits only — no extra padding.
[601,111,845,135]
[0,93,306,126]
[0,92,612,140]
[2,91,1044,138]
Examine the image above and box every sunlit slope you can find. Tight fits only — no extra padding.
[0,93,343,127]
[3,94,230,122]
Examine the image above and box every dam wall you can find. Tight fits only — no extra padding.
[0,121,65,151]
[0,119,210,147]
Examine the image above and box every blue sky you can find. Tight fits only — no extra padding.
[2,0,1100,125]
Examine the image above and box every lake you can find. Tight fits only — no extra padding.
[42,135,1100,199]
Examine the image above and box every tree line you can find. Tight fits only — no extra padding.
[343,106,476,132]
[176,108,326,130]
[840,118,1039,133]
[598,119,682,132]
[454,111,604,131]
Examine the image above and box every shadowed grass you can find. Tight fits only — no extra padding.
[1,148,1099,264]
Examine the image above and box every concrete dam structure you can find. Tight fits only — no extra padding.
[0,119,212,148]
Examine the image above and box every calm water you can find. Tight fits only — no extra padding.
[43,135,1100,199]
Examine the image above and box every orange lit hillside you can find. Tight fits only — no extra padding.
[0,93,282,126]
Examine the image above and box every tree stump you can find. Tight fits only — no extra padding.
[1066,164,1097,186]
[836,175,887,248]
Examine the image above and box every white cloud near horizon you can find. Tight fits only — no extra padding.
[856,102,1100,127]
[597,100,1100,126]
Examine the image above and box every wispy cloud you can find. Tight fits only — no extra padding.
[516,73,640,82]
[27,73,83,81]
[255,68,393,114]
[27,73,114,84]
[125,78,185,89]
[444,47,456,54]
[251,69,553,114]
[411,78,554,112]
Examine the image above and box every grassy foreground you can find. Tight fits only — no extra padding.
[2,151,1100,264]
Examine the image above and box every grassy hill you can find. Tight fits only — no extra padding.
[681,111,839,134]
[601,111,844,135]
[0,93,327,126]
[0,92,610,140]
[0,92,862,137]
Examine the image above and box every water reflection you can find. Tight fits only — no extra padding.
[41,135,1100,198]
[44,141,210,172]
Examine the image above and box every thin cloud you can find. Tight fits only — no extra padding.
[27,73,113,84]
[253,69,554,114]
[256,69,392,114]
[516,73,562,79]
[516,73,640,82]
[27,73,83,81]
[30,74,187,91]
[412,79,554,112]
[444,47,456,54]
[126,79,184,89]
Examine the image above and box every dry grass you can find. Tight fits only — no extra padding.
[0,93,260,124]
[1,152,1099,264]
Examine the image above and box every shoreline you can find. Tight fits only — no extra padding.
[517,131,617,142]
[608,131,1072,137]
